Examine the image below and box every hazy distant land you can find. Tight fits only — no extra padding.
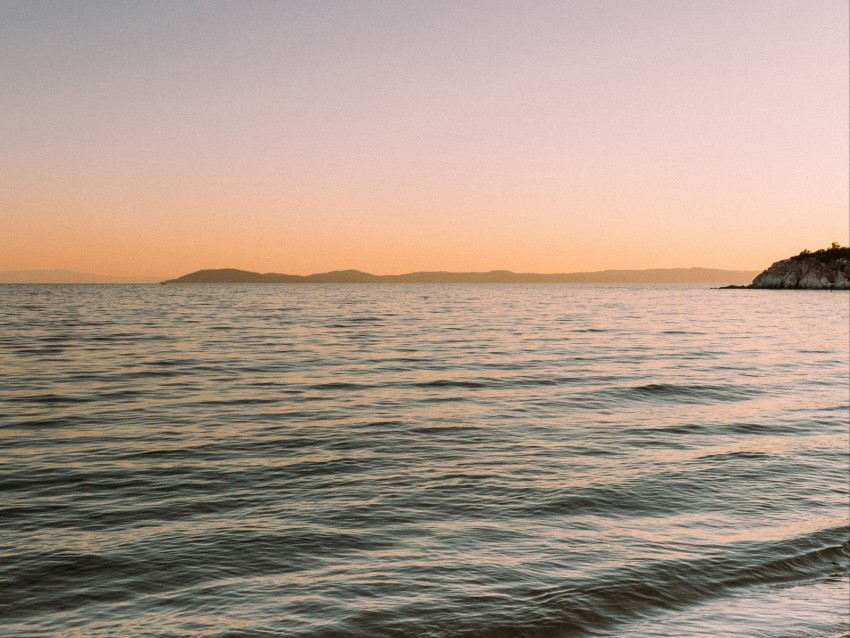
[163,267,759,285]
[0,270,162,284]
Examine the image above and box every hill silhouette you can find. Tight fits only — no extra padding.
[163,267,759,285]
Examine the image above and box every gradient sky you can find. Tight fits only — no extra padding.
[1,0,847,277]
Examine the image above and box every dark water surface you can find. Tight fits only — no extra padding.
[1,284,848,637]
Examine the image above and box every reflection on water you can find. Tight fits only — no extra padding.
[1,284,848,637]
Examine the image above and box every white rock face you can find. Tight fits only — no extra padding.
[751,257,850,289]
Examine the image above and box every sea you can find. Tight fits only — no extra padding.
[1,284,848,638]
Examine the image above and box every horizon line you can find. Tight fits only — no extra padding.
[0,265,764,285]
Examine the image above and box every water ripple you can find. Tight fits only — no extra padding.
[0,284,847,637]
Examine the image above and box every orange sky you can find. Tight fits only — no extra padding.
[1,1,847,277]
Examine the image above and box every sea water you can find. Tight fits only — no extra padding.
[1,284,847,637]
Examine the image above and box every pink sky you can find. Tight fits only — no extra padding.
[1,0,847,277]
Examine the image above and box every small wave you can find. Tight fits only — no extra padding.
[698,450,772,461]
[0,552,145,618]
[119,369,180,379]
[202,397,281,406]
[7,393,94,405]
[308,382,374,391]
[467,526,850,638]
[628,420,801,438]
[3,416,82,429]
[414,379,489,389]
[99,389,143,399]
[616,382,758,404]
[147,359,195,367]
[409,424,484,434]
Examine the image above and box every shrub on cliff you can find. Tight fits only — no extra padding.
[791,243,849,264]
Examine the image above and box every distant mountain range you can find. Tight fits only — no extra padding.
[0,270,161,284]
[163,267,759,285]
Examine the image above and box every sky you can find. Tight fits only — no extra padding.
[1,0,847,277]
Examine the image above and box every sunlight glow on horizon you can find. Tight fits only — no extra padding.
[1,0,847,278]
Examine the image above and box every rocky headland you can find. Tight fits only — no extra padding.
[748,244,850,290]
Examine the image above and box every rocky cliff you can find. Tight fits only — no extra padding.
[751,246,850,289]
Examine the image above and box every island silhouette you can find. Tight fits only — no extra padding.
[162,267,760,285]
